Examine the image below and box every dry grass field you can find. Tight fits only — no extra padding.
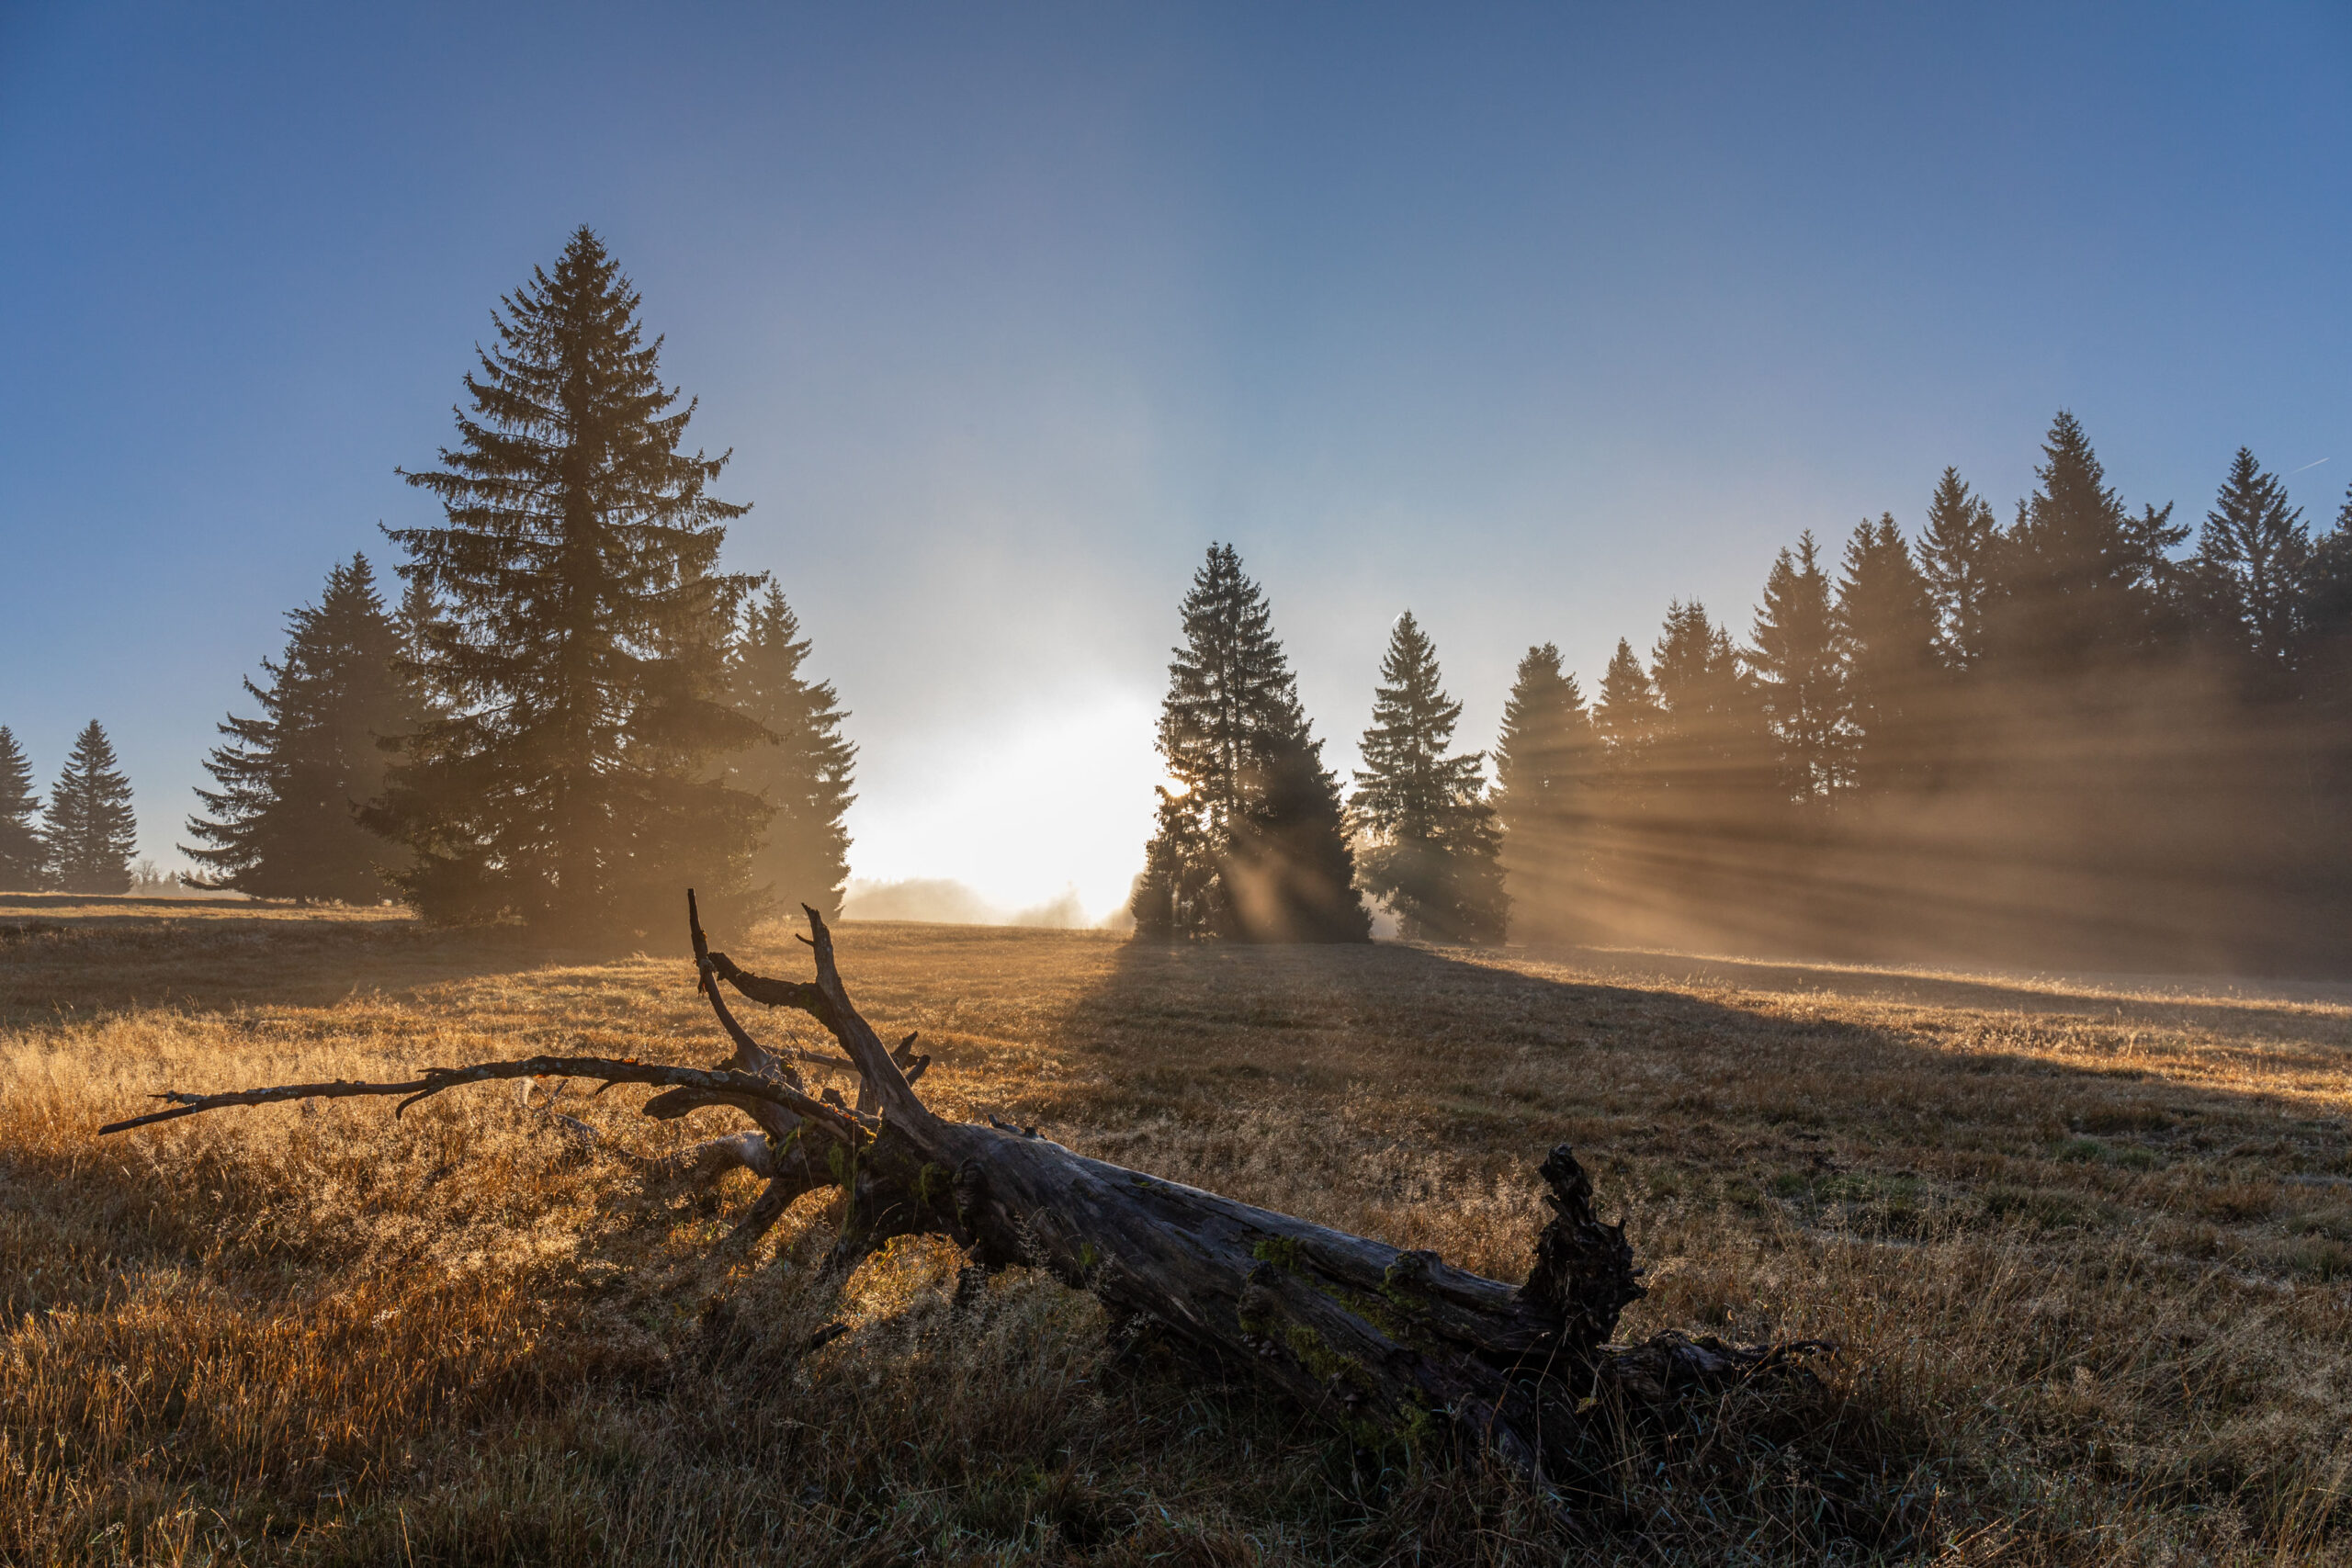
[1,894,2347,1565]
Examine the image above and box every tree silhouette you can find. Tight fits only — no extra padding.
[2198,447,2309,674]
[183,555,424,901]
[1995,411,2184,674]
[728,586,856,920]
[1917,467,1999,670]
[1834,515,1939,796]
[371,228,766,937]
[1592,637,1662,801]
[1134,545,1364,942]
[1352,612,1506,943]
[44,722,136,895]
[0,728,43,889]
[1225,726,1370,943]
[1492,643,1597,942]
[2299,484,2352,842]
[1748,532,1845,809]
[1648,601,1766,812]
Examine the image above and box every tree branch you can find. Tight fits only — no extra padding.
[99,1055,865,1141]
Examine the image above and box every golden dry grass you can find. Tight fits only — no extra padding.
[1,895,2348,1564]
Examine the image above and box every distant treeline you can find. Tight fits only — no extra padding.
[1497,416,2352,972]
[1136,416,2352,972]
[0,721,140,894]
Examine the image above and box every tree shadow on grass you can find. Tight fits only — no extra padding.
[1034,935,2351,1266]
[1029,934,2352,1555]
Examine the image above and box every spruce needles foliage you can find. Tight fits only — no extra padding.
[727,586,855,920]
[1352,612,1506,944]
[371,228,767,939]
[1748,532,1845,809]
[1133,545,1365,942]
[182,554,424,902]
[1490,644,1597,944]
[1834,514,1939,795]
[2198,446,2312,675]
[41,721,136,895]
[1917,466,2001,671]
[1995,410,2188,674]
[0,729,40,891]
[1591,638,1662,801]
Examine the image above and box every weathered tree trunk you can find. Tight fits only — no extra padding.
[103,895,1808,1490]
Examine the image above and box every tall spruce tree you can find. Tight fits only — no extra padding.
[1491,644,1597,941]
[1648,601,1768,816]
[1748,533,1845,808]
[728,585,855,919]
[2198,446,2309,673]
[1994,411,2184,674]
[0,728,43,889]
[1834,515,1939,796]
[44,721,137,894]
[1132,545,1365,942]
[183,555,424,901]
[1592,637,1662,797]
[1917,467,2000,670]
[370,228,767,938]
[1351,612,1507,943]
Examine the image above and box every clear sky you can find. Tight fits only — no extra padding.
[3,2,2347,919]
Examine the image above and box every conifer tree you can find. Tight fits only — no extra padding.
[1491,644,1597,940]
[183,555,424,901]
[1133,784,1217,938]
[2297,485,2352,835]
[1648,601,1767,812]
[1351,612,1506,943]
[1226,725,1368,943]
[1747,533,1845,808]
[1133,545,1365,942]
[370,229,767,938]
[1835,515,1939,796]
[43,721,137,894]
[0,728,43,889]
[1995,411,2184,673]
[2198,446,2309,672]
[1917,467,2000,669]
[1592,638,1662,797]
[728,585,855,919]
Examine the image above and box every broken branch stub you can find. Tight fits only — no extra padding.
[103,892,1808,1487]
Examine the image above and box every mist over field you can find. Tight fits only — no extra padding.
[841,877,1116,931]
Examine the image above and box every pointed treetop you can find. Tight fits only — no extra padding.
[1918,466,2001,668]
[1354,609,1483,838]
[45,720,138,895]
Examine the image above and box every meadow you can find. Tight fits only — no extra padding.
[0,894,2346,1565]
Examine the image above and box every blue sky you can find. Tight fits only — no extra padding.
[3,2,2347,915]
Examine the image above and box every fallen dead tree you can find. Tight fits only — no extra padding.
[102,895,1823,1491]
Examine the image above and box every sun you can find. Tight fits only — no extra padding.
[842,686,1162,922]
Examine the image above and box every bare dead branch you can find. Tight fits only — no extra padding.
[99,1055,864,1141]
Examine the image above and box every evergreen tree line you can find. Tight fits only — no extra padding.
[0,721,141,894]
[1136,414,2352,971]
[1492,412,2352,971]
[179,229,856,939]
[1132,549,1506,945]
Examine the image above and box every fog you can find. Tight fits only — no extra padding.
[842,877,1124,931]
